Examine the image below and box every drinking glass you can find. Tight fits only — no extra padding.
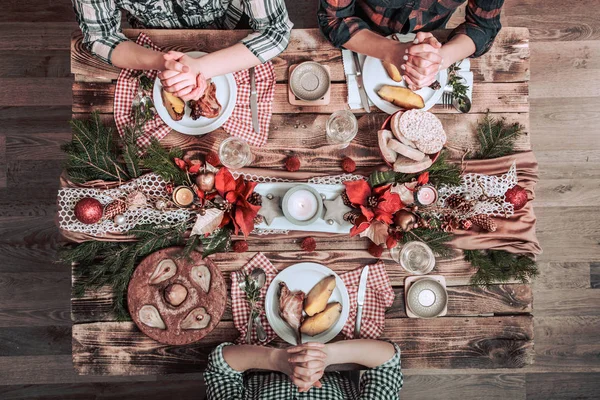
[326,110,358,149]
[390,241,435,275]
[219,137,253,169]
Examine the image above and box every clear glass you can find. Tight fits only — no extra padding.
[390,241,435,275]
[219,137,253,169]
[326,110,358,149]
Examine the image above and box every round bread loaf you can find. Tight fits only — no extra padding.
[390,111,417,148]
[399,110,446,154]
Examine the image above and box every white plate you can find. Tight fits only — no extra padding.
[362,33,448,114]
[153,51,237,135]
[253,182,352,234]
[265,262,350,345]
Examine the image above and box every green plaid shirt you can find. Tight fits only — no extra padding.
[204,343,403,399]
[72,0,293,65]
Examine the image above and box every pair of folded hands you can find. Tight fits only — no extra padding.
[392,31,445,91]
[158,51,208,101]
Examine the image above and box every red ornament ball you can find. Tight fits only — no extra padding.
[285,155,301,172]
[74,197,104,224]
[232,241,249,253]
[368,243,384,258]
[300,237,316,252]
[205,151,220,166]
[341,157,357,173]
[504,185,528,211]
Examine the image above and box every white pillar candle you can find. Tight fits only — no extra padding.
[418,289,436,307]
[416,185,438,206]
[287,189,318,221]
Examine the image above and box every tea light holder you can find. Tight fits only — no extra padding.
[415,184,438,207]
[404,275,448,319]
[172,186,195,208]
[281,185,323,226]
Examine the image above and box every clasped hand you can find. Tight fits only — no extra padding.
[284,342,329,393]
[394,32,444,91]
[158,51,208,101]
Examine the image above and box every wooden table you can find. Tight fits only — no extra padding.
[69,27,533,375]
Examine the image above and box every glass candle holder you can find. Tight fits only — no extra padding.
[390,241,435,275]
[219,137,253,169]
[326,110,358,149]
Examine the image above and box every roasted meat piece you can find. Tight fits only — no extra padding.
[189,81,221,120]
[279,282,305,343]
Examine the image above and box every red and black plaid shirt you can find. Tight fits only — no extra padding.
[318,0,503,57]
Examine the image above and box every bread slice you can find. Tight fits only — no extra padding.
[390,112,417,148]
[378,130,397,163]
[387,139,426,161]
[393,155,433,173]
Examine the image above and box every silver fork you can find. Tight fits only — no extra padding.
[441,91,452,109]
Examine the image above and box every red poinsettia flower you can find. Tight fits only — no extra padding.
[214,168,260,237]
[174,157,202,174]
[417,171,429,185]
[343,180,403,236]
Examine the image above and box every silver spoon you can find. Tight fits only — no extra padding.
[453,95,472,113]
[250,268,268,342]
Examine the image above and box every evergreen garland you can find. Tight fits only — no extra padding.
[469,113,527,160]
[142,138,189,186]
[464,249,538,287]
[402,228,454,258]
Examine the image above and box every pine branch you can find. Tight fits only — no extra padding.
[181,234,202,260]
[403,228,454,258]
[426,151,462,187]
[141,139,188,185]
[465,249,539,287]
[122,127,142,179]
[469,113,527,160]
[201,228,232,257]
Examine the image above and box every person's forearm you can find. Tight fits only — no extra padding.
[190,43,261,79]
[325,339,396,368]
[111,41,165,70]
[342,30,409,64]
[222,345,290,374]
[439,34,476,69]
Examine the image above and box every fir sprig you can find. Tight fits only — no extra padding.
[448,61,469,108]
[403,228,454,258]
[464,249,538,287]
[469,113,527,160]
[142,139,189,186]
[62,112,132,183]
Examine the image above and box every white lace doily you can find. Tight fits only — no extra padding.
[437,162,517,218]
[57,173,190,236]
[232,172,365,185]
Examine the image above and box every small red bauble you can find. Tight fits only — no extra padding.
[300,237,316,252]
[74,197,104,224]
[232,241,248,253]
[368,243,384,258]
[341,157,356,173]
[205,151,220,166]
[504,185,528,211]
[285,155,301,172]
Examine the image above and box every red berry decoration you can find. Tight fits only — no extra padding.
[285,155,301,172]
[341,157,356,173]
[205,151,220,166]
[368,242,384,258]
[74,197,104,225]
[232,241,249,253]
[504,185,528,211]
[300,237,316,252]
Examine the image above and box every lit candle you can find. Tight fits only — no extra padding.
[173,186,194,207]
[418,289,436,307]
[286,189,318,221]
[416,185,438,206]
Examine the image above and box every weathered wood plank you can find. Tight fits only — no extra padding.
[71,281,532,323]
[72,316,533,374]
[0,78,72,107]
[0,50,70,78]
[0,23,77,51]
[526,372,600,400]
[71,80,529,115]
[0,0,75,23]
[0,326,71,356]
[71,28,529,84]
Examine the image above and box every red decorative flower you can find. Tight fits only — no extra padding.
[417,172,429,185]
[233,241,249,253]
[300,237,317,252]
[214,168,260,237]
[174,157,202,174]
[343,180,403,237]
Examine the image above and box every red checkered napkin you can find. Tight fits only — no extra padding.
[230,252,278,345]
[340,261,396,339]
[114,33,171,149]
[222,62,275,147]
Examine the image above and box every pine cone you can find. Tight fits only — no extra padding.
[248,192,262,206]
[367,196,379,208]
[470,214,497,232]
[104,200,127,220]
[445,194,473,213]
[340,191,352,207]
[441,215,460,233]
[343,210,361,225]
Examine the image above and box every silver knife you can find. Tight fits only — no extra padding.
[354,265,370,338]
[249,67,259,133]
[352,52,371,113]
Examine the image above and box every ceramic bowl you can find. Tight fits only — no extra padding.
[406,278,447,318]
[290,62,331,101]
[281,185,324,226]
